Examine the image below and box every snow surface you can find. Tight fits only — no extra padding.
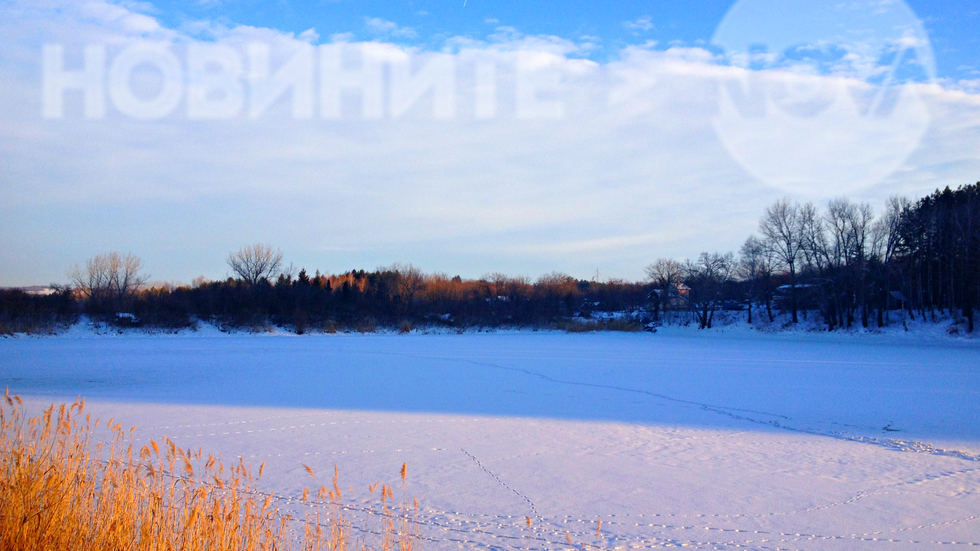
[2,330,980,550]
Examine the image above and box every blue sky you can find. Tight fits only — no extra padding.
[0,0,979,286]
[155,0,979,78]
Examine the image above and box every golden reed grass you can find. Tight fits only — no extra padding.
[0,389,422,551]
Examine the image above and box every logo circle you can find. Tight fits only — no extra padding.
[711,0,936,195]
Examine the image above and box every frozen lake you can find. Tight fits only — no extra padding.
[2,329,979,550]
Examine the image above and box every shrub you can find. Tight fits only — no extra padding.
[357,318,378,334]
[559,319,643,333]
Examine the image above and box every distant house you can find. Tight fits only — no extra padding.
[774,284,815,294]
[115,312,140,325]
[19,286,57,296]
[647,282,690,309]
[774,284,820,311]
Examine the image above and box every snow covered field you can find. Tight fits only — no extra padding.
[2,329,979,550]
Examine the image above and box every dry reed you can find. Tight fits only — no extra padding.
[0,389,422,551]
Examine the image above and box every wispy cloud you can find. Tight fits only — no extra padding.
[364,17,417,40]
[623,16,655,33]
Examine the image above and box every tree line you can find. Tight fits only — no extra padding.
[1,245,650,333]
[646,183,980,332]
[86,258,649,332]
[1,182,977,334]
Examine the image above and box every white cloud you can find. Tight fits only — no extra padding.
[956,65,979,76]
[961,79,980,93]
[364,17,417,40]
[486,27,583,56]
[623,17,655,33]
[298,28,319,44]
[0,0,978,284]
[115,0,159,14]
[119,13,160,34]
[329,32,354,44]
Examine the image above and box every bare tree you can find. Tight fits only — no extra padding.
[759,199,803,323]
[479,272,512,321]
[392,263,425,305]
[227,244,284,286]
[739,236,775,323]
[535,272,578,295]
[482,272,510,300]
[824,198,857,328]
[851,202,875,327]
[535,272,579,314]
[868,197,908,327]
[826,199,857,270]
[879,196,911,265]
[683,252,734,329]
[644,258,683,320]
[68,252,149,305]
[799,201,829,274]
[824,198,875,327]
[504,275,532,303]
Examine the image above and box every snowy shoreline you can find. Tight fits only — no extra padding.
[4,314,978,346]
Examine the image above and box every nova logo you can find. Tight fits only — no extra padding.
[711,0,935,194]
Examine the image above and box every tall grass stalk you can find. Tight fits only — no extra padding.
[0,390,421,551]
